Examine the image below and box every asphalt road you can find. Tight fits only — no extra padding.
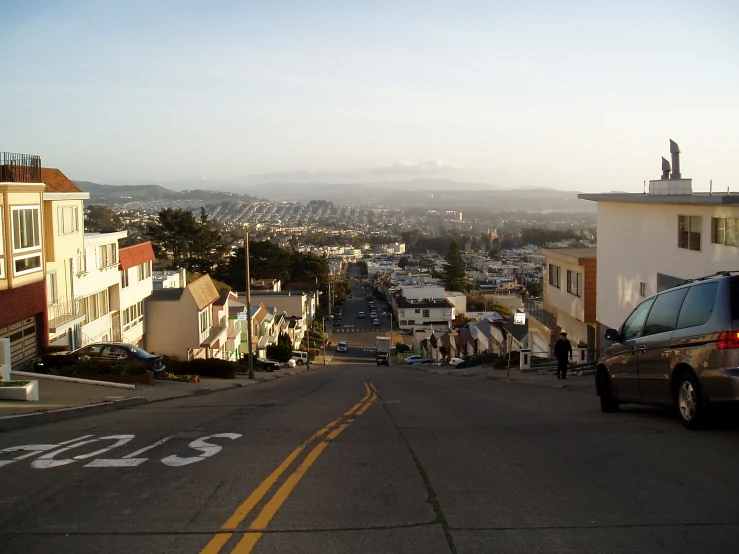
[2,359,739,553]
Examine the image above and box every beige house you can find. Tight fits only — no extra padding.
[145,274,227,359]
[525,248,597,360]
[580,141,739,331]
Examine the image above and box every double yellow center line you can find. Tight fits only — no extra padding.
[201,382,379,554]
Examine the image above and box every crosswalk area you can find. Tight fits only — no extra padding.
[333,328,386,333]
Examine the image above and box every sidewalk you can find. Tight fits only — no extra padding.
[0,364,324,432]
[406,364,596,394]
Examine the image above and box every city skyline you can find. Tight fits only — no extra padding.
[2,0,738,193]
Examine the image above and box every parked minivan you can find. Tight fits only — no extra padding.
[291,351,309,365]
[596,272,739,428]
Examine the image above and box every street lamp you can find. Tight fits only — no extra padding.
[244,226,255,380]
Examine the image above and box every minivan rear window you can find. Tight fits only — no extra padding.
[676,282,719,329]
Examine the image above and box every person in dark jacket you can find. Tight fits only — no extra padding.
[554,331,573,379]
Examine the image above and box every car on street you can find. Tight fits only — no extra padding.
[372,319,380,326]
[358,312,366,319]
[291,351,309,365]
[596,272,739,428]
[449,357,466,368]
[336,341,348,353]
[283,358,297,368]
[41,343,166,377]
[376,353,389,366]
[404,355,431,365]
[257,358,281,372]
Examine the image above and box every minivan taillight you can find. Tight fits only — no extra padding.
[717,331,739,349]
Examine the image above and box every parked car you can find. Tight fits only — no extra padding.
[358,312,366,319]
[336,341,349,353]
[283,359,297,368]
[449,357,466,368]
[596,272,739,428]
[41,343,166,378]
[257,358,281,372]
[372,319,380,326]
[404,355,430,365]
[291,351,309,365]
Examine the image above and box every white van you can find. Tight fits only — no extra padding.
[291,351,309,365]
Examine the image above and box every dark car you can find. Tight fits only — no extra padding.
[41,343,166,378]
[257,358,281,372]
[376,353,389,366]
[596,272,739,428]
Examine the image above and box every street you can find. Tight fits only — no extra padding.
[2,358,739,553]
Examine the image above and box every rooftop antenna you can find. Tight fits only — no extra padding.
[643,180,647,194]
[710,179,713,196]
[669,139,681,179]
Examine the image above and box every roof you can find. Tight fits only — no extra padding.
[396,297,453,309]
[41,168,83,193]
[187,275,220,310]
[119,241,156,271]
[578,192,739,205]
[149,288,185,302]
[540,247,597,261]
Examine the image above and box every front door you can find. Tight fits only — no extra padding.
[609,298,655,401]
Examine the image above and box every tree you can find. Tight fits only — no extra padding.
[85,205,122,233]
[216,239,293,291]
[441,241,468,292]
[147,208,199,267]
[266,342,293,363]
[525,280,543,297]
[398,256,409,269]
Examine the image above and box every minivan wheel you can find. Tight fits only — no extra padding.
[297,360,304,366]
[674,372,706,429]
[598,372,620,413]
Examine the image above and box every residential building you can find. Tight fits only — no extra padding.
[145,274,225,359]
[395,297,455,331]
[75,230,128,345]
[526,248,597,359]
[0,152,48,369]
[579,140,739,331]
[42,167,89,350]
[247,291,314,322]
[153,268,186,289]
[118,241,156,346]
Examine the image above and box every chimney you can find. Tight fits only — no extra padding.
[661,157,671,180]
[669,139,681,179]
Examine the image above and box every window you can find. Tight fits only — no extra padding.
[566,270,581,297]
[121,269,129,288]
[122,301,144,330]
[400,310,406,318]
[12,207,41,252]
[76,250,88,274]
[14,253,42,275]
[423,309,430,318]
[620,298,656,340]
[98,244,117,268]
[81,290,110,324]
[200,309,211,334]
[0,211,3,255]
[58,206,79,235]
[676,283,719,329]
[0,259,4,279]
[639,282,646,297]
[712,217,739,247]
[138,261,152,280]
[414,309,420,314]
[643,288,689,336]
[678,215,701,251]
[47,271,58,305]
[548,264,561,287]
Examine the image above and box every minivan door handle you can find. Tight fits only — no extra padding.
[638,345,646,351]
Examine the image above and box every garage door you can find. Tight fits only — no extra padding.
[0,317,38,371]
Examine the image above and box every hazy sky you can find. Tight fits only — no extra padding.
[2,0,738,192]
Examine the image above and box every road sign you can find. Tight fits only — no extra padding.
[513,312,526,325]
[237,312,247,321]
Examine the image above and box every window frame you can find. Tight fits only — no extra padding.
[566,270,581,297]
[58,205,79,235]
[678,215,702,252]
[11,206,41,253]
[199,308,211,334]
[422,309,430,318]
[13,252,43,276]
[98,243,118,269]
[712,217,739,247]
[0,211,3,256]
[548,264,561,288]
[121,269,129,289]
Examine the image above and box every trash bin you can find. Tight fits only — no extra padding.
[519,348,531,370]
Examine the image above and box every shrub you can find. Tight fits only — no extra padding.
[395,342,411,353]
[266,343,293,363]
[172,358,237,379]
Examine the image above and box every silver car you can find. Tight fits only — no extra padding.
[596,272,739,428]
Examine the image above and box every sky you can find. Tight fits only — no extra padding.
[1,0,738,193]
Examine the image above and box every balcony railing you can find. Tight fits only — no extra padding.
[0,152,42,183]
[48,296,85,333]
[523,298,556,330]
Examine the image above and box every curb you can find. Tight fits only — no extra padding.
[0,396,148,433]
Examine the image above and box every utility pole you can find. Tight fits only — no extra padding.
[245,227,254,379]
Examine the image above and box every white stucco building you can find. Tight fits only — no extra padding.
[118,241,156,346]
[580,140,739,331]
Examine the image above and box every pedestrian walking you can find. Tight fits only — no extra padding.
[554,330,573,379]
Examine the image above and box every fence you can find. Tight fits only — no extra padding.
[0,152,42,183]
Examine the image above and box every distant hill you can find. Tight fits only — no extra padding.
[74,181,258,205]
